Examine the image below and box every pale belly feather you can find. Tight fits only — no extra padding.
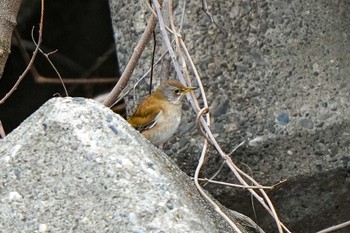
[142,104,182,146]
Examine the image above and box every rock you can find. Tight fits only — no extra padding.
[108,0,350,232]
[276,112,289,126]
[0,97,253,233]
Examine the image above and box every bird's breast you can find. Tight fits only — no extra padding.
[142,104,182,146]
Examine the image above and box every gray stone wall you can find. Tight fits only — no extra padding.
[109,0,350,232]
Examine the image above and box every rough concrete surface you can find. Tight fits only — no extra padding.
[108,0,350,232]
[0,97,253,233]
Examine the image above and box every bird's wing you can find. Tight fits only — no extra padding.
[127,104,162,132]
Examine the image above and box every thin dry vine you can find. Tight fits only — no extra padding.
[103,0,292,232]
[0,0,44,104]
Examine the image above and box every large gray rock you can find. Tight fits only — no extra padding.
[0,97,252,233]
[108,0,350,232]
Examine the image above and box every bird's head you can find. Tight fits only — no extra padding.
[155,80,197,104]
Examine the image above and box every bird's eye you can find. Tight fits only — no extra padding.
[174,88,181,94]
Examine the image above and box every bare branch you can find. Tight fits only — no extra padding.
[31,29,68,96]
[151,0,186,85]
[13,31,119,85]
[0,0,21,78]
[196,178,274,190]
[102,0,163,107]
[113,1,291,232]
[201,0,226,34]
[0,120,6,138]
[316,220,350,233]
[0,0,45,104]
[111,51,169,107]
[193,136,243,232]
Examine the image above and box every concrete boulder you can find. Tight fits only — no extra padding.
[0,97,253,233]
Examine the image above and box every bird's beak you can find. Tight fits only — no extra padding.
[182,86,198,93]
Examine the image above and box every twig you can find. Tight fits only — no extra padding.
[203,161,226,187]
[201,0,226,34]
[35,76,119,84]
[179,33,286,232]
[110,50,169,108]
[13,31,119,84]
[0,120,6,138]
[152,1,265,231]
[145,0,179,36]
[241,162,258,222]
[103,0,163,107]
[196,178,273,190]
[13,30,84,74]
[129,1,290,232]
[179,0,187,33]
[31,31,68,96]
[194,135,243,232]
[0,0,45,104]
[145,0,158,18]
[204,141,245,186]
[81,43,116,78]
[198,118,289,232]
[195,107,212,143]
[183,28,287,231]
[179,39,208,111]
[151,0,186,86]
[149,29,156,95]
[228,140,246,156]
[154,1,243,231]
[168,0,186,76]
[229,209,266,233]
[182,33,286,226]
[316,220,350,233]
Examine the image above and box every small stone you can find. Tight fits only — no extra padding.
[248,136,265,147]
[0,47,5,56]
[8,191,22,201]
[277,112,289,125]
[106,114,114,122]
[133,230,145,233]
[314,150,323,156]
[128,212,138,225]
[166,200,174,210]
[38,224,48,232]
[299,119,314,129]
[251,49,266,65]
[312,63,320,73]
[316,122,324,128]
[212,99,230,117]
[109,125,119,134]
[235,63,249,73]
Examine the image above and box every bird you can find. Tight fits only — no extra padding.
[127,79,197,146]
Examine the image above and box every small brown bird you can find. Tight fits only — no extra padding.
[127,80,197,146]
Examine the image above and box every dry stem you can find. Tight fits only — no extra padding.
[0,120,6,138]
[0,0,45,104]
[102,0,163,108]
[106,0,291,232]
[13,31,119,85]
[316,220,350,233]
[197,178,273,189]
[31,31,68,96]
[151,0,290,232]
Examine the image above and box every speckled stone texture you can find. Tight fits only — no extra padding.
[0,97,253,233]
[109,0,350,232]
